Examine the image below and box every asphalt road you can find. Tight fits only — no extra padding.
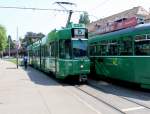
[0,60,100,114]
[1,59,150,114]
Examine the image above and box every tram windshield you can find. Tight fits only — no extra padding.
[72,38,88,57]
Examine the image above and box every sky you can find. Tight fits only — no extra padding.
[0,0,150,40]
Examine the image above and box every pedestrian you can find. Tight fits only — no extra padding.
[23,55,28,69]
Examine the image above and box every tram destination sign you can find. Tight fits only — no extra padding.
[74,28,85,37]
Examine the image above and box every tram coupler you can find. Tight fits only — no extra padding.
[79,74,87,83]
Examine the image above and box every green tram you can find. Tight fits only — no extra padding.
[27,23,90,82]
[89,23,150,89]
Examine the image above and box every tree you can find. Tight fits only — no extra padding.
[7,35,15,49]
[20,32,45,56]
[0,25,7,52]
[79,12,90,25]
[24,32,45,46]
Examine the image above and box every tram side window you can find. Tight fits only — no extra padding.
[49,45,52,57]
[59,40,71,59]
[45,46,49,57]
[55,41,59,58]
[33,50,36,58]
[41,47,44,57]
[119,37,133,55]
[29,50,32,57]
[135,35,150,55]
[43,47,45,57]
[89,45,95,56]
[35,50,38,57]
[147,34,150,39]
[51,42,55,57]
[43,46,45,57]
[90,41,119,56]
[36,50,38,57]
[35,50,37,57]
[59,40,65,58]
[40,49,41,57]
[96,45,101,56]
[101,44,108,56]
[43,46,47,57]
[108,40,118,56]
[37,50,39,57]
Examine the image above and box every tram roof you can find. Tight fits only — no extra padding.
[27,23,86,47]
[27,45,32,50]
[41,36,47,46]
[46,23,86,43]
[32,40,40,49]
[89,23,150,43]
[67,22,85,28]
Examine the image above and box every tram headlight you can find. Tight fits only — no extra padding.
[80,64,84,68]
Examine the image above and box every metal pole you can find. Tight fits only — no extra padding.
[16,27,19,69]
[2,51,3,59]
[66,10,73,27]
[9,36,10,57]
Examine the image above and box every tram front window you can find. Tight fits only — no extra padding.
[72,39,88,58]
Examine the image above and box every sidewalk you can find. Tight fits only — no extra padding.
[0,60,98,114]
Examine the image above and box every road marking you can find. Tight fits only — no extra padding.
[122,106,145,112]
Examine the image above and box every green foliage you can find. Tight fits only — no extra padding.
[79,12,90,25]
[6,35,15,49]
[20,32,45,55]
[24,32,45,46]
[0,25,7,51]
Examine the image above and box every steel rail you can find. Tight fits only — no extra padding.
[88,81,150,111]
[75,85,126,114]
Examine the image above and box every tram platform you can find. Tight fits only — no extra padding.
[0,59,98,114]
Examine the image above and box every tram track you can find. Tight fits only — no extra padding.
[74,85,126,114]
[32,67,150,114]
[57,78,150,114]
[86,80,150,113]
[120,95,150,110]
[75,84,150,113]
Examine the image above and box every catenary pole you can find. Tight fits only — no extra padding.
[9,36,10,57]
[16,26,19,69]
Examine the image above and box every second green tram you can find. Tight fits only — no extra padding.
[89,23,150,89]
[27,23,90,82]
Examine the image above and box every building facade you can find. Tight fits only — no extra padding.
[88,6,150,33]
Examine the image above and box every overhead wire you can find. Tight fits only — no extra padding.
[0,6,84,13]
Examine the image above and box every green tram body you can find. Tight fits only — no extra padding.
[89,23,150,89]
[27,23,90,82]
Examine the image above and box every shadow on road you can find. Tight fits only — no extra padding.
[22,66,59,86]
[88,78,150,102]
